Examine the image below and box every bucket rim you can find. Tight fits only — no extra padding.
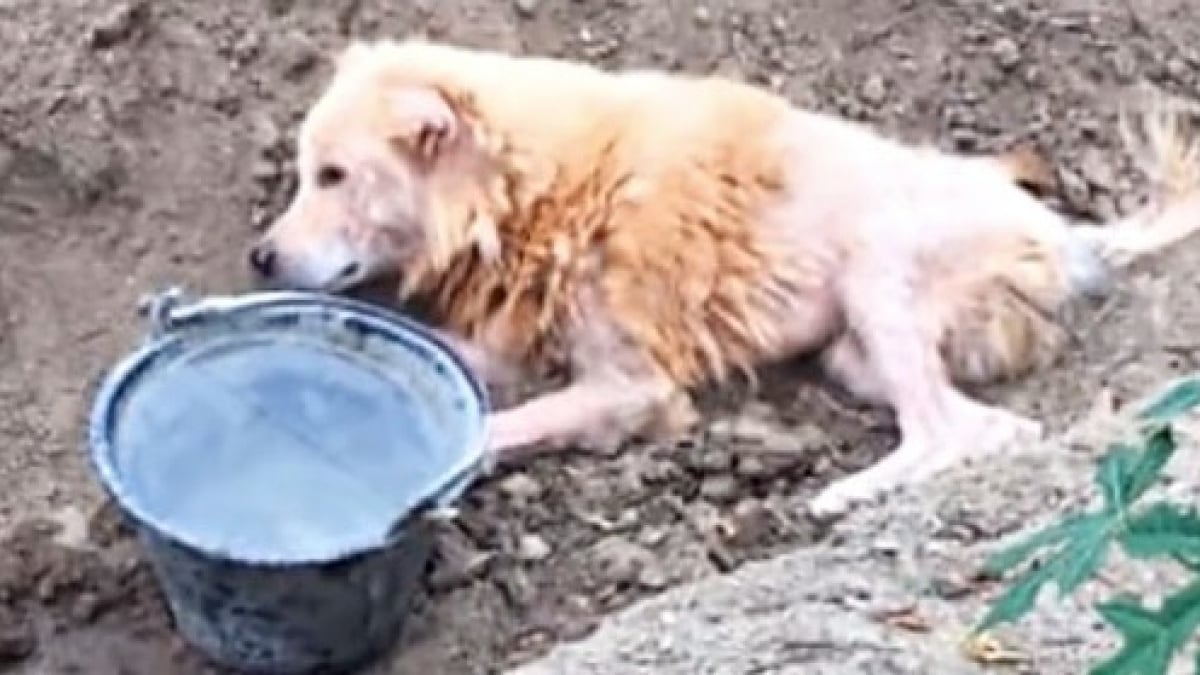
[85,289,490,567]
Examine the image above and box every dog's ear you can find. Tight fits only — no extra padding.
[388,87,460,165]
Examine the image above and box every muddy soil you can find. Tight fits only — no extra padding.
[0,0,1197,673]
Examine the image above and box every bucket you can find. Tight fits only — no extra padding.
[85,288,490,674]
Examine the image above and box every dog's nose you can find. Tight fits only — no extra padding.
[248,243,277,277]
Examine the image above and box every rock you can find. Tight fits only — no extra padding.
[693,6,712,26]
[88,0,149,49]
[992,37,1021,71]
[70,591,101,624]
[637,563,670,591]
[276,31,320,81]
[681,446,733,475]
[591,536,661,589]
[514,0,540,18]
[250,114,284,155]
[699,476,741,504]
[860,74,888,106]
[639,459,681,485]
[636,525,670,548]
[1079,148,1115,192]
[251,159,280,185]
[1166,57,1190,83]
[516,534,553,562]
[950,126,982,151]
[718,499,775,548]
[499,472,545,503]
[0,619,35,666]
[496,569,539,608]
[1057,166,1091,207]
[428,529,495,592]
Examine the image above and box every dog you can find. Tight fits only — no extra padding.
[248,39,1200,516]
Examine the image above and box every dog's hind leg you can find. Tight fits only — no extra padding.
[810,239,1043,517]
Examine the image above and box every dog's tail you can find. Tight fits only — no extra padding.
[1071,94,1200,271]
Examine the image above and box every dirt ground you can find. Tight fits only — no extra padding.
[0,0,1198,673]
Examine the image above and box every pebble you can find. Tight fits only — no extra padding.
[0,621,35,666]
[637,563,669,591]
[251,159,280,185]
[699,475,741,504]
[683,447,733,475]
[591,536,662,589]
[719,499,774,548]
[1057,166,1091,206]
[693,6,712,26]
[515,533,552,562]
[992,37,1021,71]
[1166,57,1189,83]
[495,569,539,608]
[860,74,888,106]
[276,31,320,81]
[88,0,148,49]
[950,126,982,151]
[70,591,101,623]
[499,472,544,503]
[514,0,540,18]
[1078,148,1115,192]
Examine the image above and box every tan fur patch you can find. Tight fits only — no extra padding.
[355,42,821,384]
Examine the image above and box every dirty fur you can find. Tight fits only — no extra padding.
[251,39,1200,516]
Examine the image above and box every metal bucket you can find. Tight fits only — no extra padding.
[86,289,490,674]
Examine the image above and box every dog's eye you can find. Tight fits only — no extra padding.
[316,165,346,188]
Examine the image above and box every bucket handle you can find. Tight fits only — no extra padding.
[136,287,249,340]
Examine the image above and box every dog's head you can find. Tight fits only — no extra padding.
[249,42,505,293]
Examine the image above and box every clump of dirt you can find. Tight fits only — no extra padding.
[0,506,213,674]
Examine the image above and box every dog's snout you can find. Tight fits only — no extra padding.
[248,243,277,277]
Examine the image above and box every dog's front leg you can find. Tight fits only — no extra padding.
[486,375,684,462]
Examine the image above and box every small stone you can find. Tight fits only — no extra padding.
[70,591,101,623]
[734,455,769,479]
[1166,57,1189,83]
[639,459,680,485]
[592,536,655,587]
[699,476,741,504]
[636,525,670,548]
[1079,148,1115,192]
[496,569,539,609]
[950,126,981,151]
[514,0,540,18]
[992,37,1021,71]
[1057,167,1090,206]
[860,74,888,106]
[251,159,280,185]
[88,0,148,49]
[0,620,36,666]
[499,472,544,503]
[718,499,774,548]
[637,564,669,591]
[277,31,320,81]
[515,534,552,562]
[693,6,711,25]
[683,447,733,475]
